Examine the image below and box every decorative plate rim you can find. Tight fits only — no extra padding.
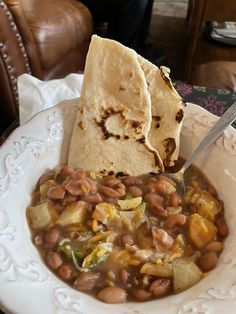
[0,101,236,314]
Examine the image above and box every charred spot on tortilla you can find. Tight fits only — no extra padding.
[108,171,114,175]
[119,84,126,91]
[163,138,176,167]
[137,136,145,144]
[78,121,84,130]
[96,107,125,140]
[116,171,127,177]
[182,100,187,107]
[131,120,142,129]
[96,119,120,140]
[160,67,172,89]
[175,109,184,123]
[153,116,161,128]
[153,116,161,121]
[124,135,129,140]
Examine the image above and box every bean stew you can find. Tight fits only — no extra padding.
[27,164,228,303]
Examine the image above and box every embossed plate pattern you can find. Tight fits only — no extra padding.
[0,101,236,314]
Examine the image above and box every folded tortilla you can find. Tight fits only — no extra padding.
[68,35,164,176]
[137,56,185,167]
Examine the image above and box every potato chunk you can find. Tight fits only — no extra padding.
[140,262,173,277]
[57,201,88,226]
[186,187,221,221]
[27,202,57,230]
[188,213,217,248]
[173,258,202,293]
[117,197,142,210]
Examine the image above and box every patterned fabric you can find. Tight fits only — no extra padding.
[174,81,236,128]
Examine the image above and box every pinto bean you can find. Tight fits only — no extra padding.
[149,203,168,218]
[152,227,174,249]
[197,252,218,272]
[133,289,151,301]
[74,272,100,291]
[165,214,186,229]
[147,179,166,194]
[149,279,171,297]
[47,185,66,200]
[107,270,116,281]
[169,192,182,207]
[82,193,103,204]
[203,241,224,253]
[64,194,78,203]
[128,186,143,197]
[44,228,60,245]
[98,185,125,198]
[138,223,150,236]
[86,177,97,194]
[118,183,126,190]
[125,244,139,253]
[97,287,127,304]
[57,165,74,183]
[103,176,121,187]
[72,169,86,180]
[119,269,129,284]
[58,264,72,280]
[122,176,143,186]
[158,175,177,187]
[38,170,55,186]
[47,252,63,270]
[216,218,229,238]
[65,179,90,196]
[144,193,164,205]
[122,234,134,246]
[54,203,65,213]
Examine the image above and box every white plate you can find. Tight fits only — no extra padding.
[1,101,236,314]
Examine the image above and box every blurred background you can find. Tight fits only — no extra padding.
[0,0,236,136]
[149,0,189,80]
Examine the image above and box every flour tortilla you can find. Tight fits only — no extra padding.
[68,35,164,176]
[137,56,185,167]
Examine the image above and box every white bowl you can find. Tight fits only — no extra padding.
[1,101,236,314]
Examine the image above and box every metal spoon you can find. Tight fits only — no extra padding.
[165,101,236,197]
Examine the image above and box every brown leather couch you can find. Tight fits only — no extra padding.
[189,61,236,92]
[0,0,93,135]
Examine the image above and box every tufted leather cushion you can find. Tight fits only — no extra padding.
[189,61,236,92]
[19,0,93,71]
[0,0,93,135]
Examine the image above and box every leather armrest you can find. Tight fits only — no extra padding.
[189,61,236,92]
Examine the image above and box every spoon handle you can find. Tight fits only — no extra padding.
[181,101,236,173]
